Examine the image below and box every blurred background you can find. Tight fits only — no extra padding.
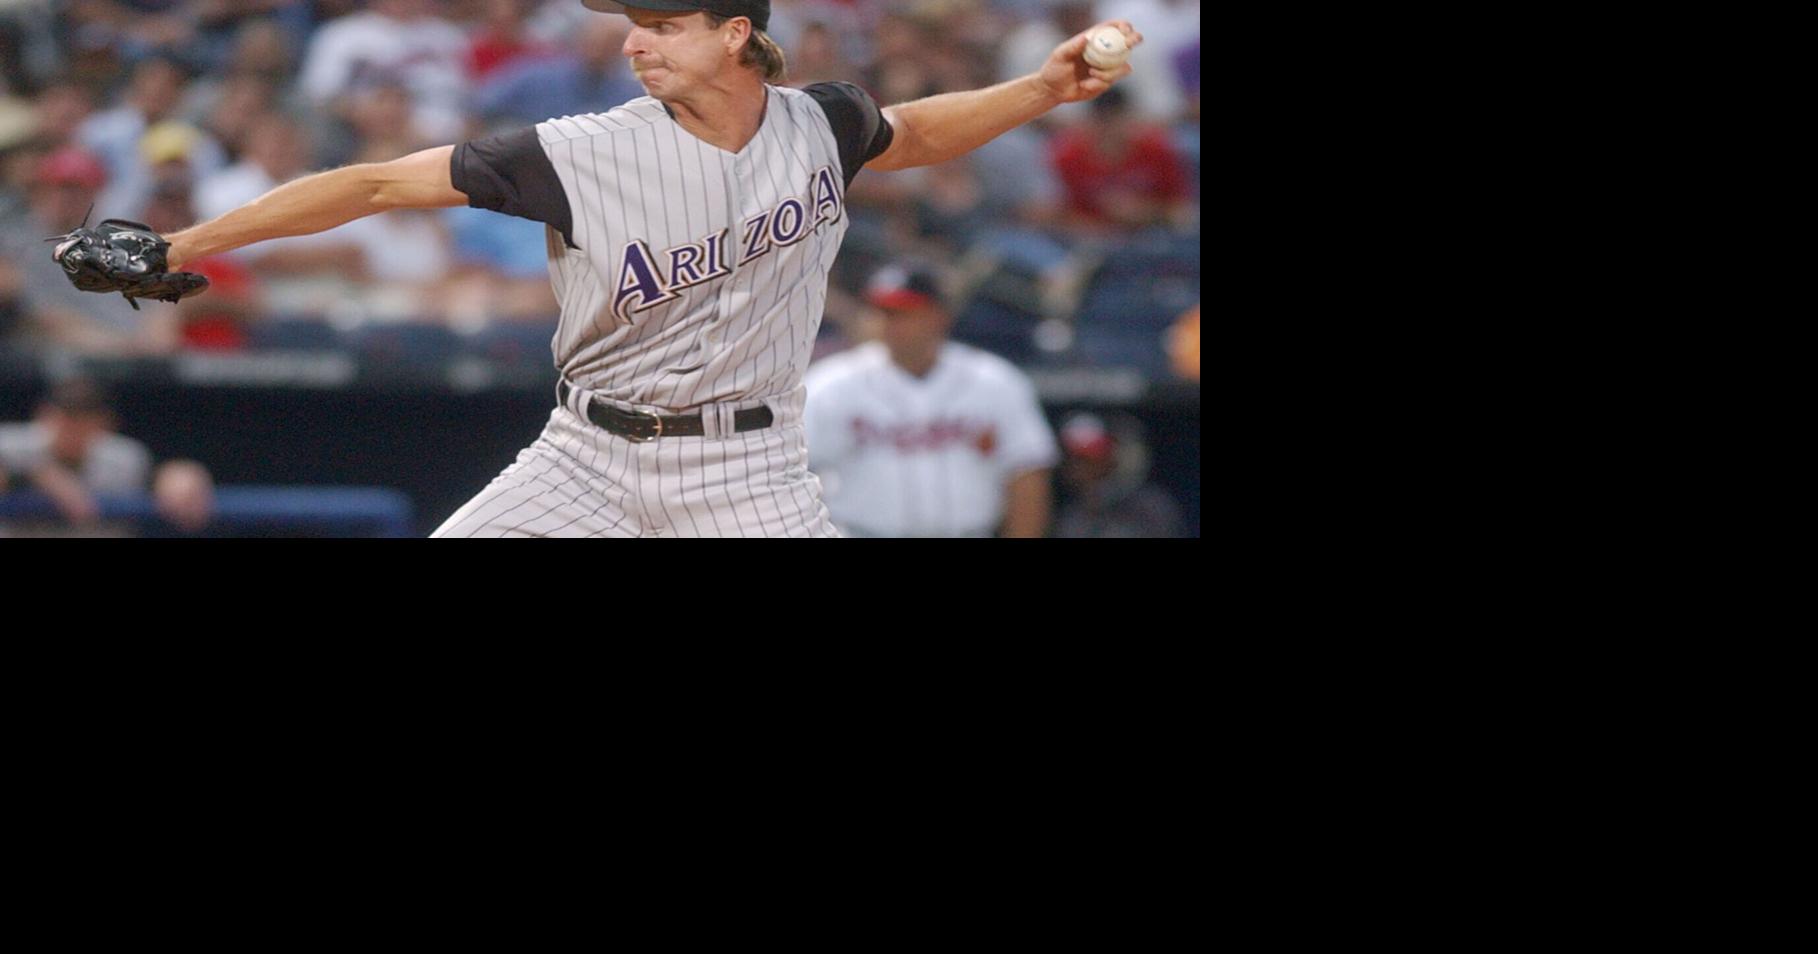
[0,0,1198,538]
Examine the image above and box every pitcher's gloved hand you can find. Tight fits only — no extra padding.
[48,219,208,311]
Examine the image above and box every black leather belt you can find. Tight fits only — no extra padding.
[559,381,773,442]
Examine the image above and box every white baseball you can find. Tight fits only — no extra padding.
[1083,28,1130,70]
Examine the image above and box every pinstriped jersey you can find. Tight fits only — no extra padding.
[451,82,892,413]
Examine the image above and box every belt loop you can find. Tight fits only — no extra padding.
[718,404,740,440]
[700,403,725,441]
[564,380,589,420]
[767,390,804,429]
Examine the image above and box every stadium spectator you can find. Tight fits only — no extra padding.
[467,0,556,80]
[78,54,227,219]
[137,170,259,352]
[1048,87,1192,233]
[0,268,21,347]
[136,119,210,201]
[151,458,214,533]
[1168,304,1197,382]
[177,18,317,160]
[27,80,96,151]
[1051,411,1181,538]
[347,79,431,164]
[782,20,856,88]
[298,0,471,144]
[958,126,1076,282]
[472,14,639,126]
[0,146,162,354]
[184,1,318,74]
[522,0,593,45]
[910,159,991,255]
[1171,37,1198,191]
[342,81,453,310]
[0,2,61,93]
[189,73,286,163]
[0,94,38,207]
[0,101,37,333]
[440,203,560,328]
[194,112,369,292]
[997,0,1095,126]
[199,104,448,321]
[59,0,199,68]
[0,376,215,534]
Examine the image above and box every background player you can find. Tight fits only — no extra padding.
[52,0,1142,537]
[804,263,1057,538]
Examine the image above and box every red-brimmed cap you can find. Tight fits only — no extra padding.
[865,264,942,311]
[1060,412,1117,460]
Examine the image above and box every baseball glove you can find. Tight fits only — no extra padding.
[46,219,209,311]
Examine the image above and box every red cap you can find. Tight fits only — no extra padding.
[37,146,107,188]
[865,264,942,311]
[1060,413,1116,460]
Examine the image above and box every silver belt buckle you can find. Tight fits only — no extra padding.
[626,409,663,443]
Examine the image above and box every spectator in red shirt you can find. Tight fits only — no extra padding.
[138,170,259,352]
[1049,86,1193,233]
[468,0,556,80]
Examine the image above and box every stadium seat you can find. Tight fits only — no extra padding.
[1087,232,1200,289]
[1076,276,1196,333]
[245,317,343,352]
[1073,325,1168,376]
[347,323,464,369]
[463,322,556,368]
[952,297,1040,365]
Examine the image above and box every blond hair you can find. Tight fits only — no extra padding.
[705,13,788,83]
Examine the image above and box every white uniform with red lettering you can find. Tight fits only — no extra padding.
[802,341,1060,537]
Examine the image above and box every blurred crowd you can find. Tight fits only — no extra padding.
[0,0,1198,378]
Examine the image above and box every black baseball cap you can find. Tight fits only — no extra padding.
[582,1,769,32]
[866,264,944,311]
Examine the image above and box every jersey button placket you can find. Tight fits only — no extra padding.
[708,152,746,347]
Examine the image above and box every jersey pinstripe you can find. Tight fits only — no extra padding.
[536,85,847,414]
[429,81,880,537]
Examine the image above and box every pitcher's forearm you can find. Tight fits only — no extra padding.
[873,75,1062,171]
[167,165,387,269]
[166,146,462,268]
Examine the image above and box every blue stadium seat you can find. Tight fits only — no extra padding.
[1088,231,1200,289]
[1073,325,1168,376]
[463,322,556,368]
[246,317,343,352]
[1071,244,1196,376]
[1076,277,1196,333]
[952,297,1040,365]
[348,323,463,369]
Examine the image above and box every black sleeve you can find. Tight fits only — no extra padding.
[450,127,578,250]
[804,81,895,189]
